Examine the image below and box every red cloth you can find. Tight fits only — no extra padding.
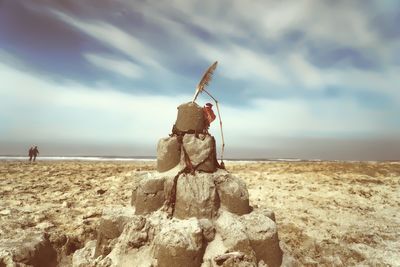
[203,106,216,125]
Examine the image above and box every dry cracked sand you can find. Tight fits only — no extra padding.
[0,160,399,266]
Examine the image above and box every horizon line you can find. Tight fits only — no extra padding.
[0,155,399,162]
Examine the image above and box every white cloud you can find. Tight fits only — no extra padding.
[228,0,380,50]
[0,61,188,145]
[84,53,143,79]
[285,51,400,97]
[120,0,396,94]
[304,2,378,49]
[288,53,324,89]
[1,60,399,158]
[195,42,287,86]
[249,0,307,38]
[215,97,390,146]
[52,10,162,69]
[145,0,380,50]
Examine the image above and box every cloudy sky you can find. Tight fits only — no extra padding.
[1,0,399,160]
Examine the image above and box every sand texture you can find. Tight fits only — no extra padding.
[0,160,399,266]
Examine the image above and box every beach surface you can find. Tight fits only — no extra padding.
[0,160,399,266]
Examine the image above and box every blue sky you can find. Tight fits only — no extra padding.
[0,0,399,160]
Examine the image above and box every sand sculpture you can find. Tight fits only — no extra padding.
[72,100,285,267]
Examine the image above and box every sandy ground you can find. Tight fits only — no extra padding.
[0,160,399,266]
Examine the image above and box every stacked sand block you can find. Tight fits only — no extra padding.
[157,102,219,173]
[131,170,251,218]
[74,172,283,267]
[157,134,218,173]
[174,101,206,133]
[72,102,291,267]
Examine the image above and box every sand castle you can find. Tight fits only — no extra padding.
[72,102,284,267]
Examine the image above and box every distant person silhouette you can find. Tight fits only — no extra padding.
[29,145,39,162]
[28,146,33,162]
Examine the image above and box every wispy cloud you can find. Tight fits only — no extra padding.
[0,61,188,145]
[84,53,143,79]
[194,43,288,86]
[52,10,162,69]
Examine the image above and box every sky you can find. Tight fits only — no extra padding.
[0,0,399,160]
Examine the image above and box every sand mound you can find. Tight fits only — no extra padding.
[73,169,286,267]
[71,102,287,266]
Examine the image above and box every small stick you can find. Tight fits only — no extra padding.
[203,89,225,167]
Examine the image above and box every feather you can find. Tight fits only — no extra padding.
[192,61,218,103]
[197,61,218,92]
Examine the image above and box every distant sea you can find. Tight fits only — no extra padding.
[0,156,394,163]
[0,156,317,162]
[0,156,156,161]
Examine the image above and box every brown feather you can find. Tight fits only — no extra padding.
[197,61,218,92]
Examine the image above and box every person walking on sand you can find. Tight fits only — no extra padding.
[31,145,39,162]
[28,146,34,162]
